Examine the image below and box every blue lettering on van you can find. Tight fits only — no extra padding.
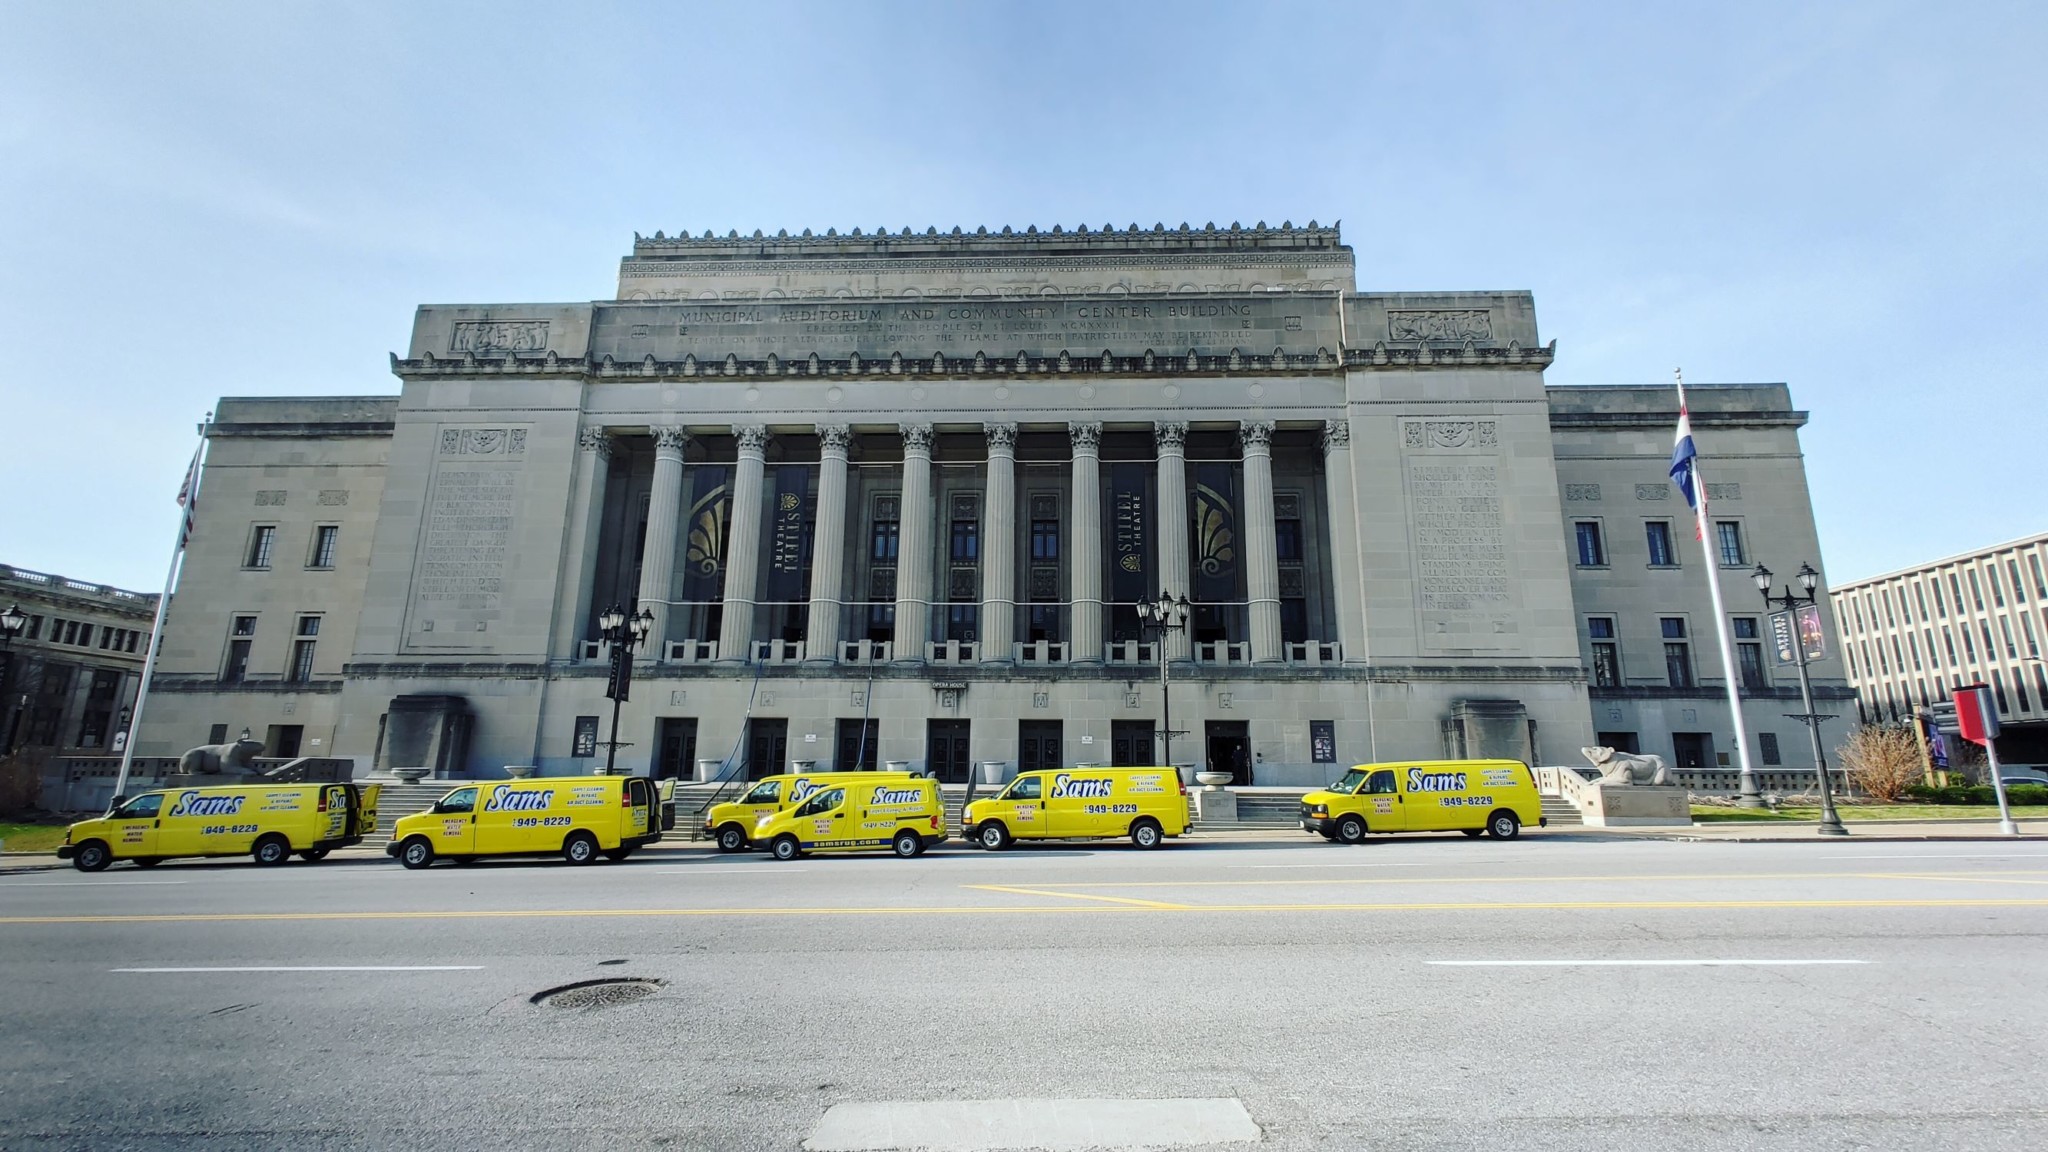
[790,778,821,802]
[170,792,247,818]
[871,787,923,805]
[483,786,556,812]
[1406,769,1468,793]
[1051,774,1114,800]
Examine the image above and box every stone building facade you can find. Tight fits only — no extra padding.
[1829,532,2048,766]
[135,223,1847,785]
[1,564,157,757]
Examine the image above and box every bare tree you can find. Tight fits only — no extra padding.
[1837,723,1923,802]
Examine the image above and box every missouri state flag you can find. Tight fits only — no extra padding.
[175,444,202,550]
[1669,405,1705,537]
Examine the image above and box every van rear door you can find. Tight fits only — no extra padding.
[624,777,655,838]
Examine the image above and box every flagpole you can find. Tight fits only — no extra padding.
[113,414,212,803]
[1677,372,1763,807]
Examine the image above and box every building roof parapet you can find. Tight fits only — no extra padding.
[209,395,399,439]
[391,345,1350,382]
[1828,529,2048,591]
[629,220,1345,262]
[0,563,158,613]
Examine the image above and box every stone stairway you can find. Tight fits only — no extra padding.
[357,781,454,848]
[1540,796,1583,827]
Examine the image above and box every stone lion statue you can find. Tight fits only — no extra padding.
[1581,745,1674,787]
[178,739,268,777]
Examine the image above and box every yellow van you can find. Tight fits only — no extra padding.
[963,766,1189,850]
[1300,759,1543,843]
[752,776,946,861]
[59,782,382,871]
[387,775,660,869]
[702,770,915,853]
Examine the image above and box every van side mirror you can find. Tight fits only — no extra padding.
[107,794,127,814]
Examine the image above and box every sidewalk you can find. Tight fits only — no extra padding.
[1601,818,2047,842]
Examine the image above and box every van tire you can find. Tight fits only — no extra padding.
[603,847,635,862]
[399,838,435,870]
[562,832,599,865]
[1487,809,1521,839]
[1130,819,1164,850]
[131,857,162,868]
[715,825,749,853]
[892,830,922,858]
[72,840,112,872]
[978,823,1011,851]
[300,848,330,861]
[1335,815,1367,844]
[252,835,291,867]
[770,835,801,862]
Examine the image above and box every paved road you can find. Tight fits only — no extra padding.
[3,834,2046,1150]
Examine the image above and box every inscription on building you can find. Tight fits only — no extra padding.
[1388,310,1493,343]
[589,296,1337,361]
[415,470,517,614]
[450,320,550,355]
[1405,457,1519,651]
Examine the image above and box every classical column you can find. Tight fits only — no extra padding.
[1069,422,1104,663]
[892,423,934,661]
[1241,421,1282,662]
[980,423,1017,663]
[1154,421,1192,661]
[553,427,613,658]
[1322,419,1368,662]
[717,425,768,662]
[805,425,851,662]
[635,426,689,659]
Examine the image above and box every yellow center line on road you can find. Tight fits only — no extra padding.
[1867,872,2048,887]
[7,898,2048,926]
[966,884,1194,909]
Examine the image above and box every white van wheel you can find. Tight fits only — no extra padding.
[715,825,748,853]
[978,823,1011,851]
[562,832,599,865]
[1130,819,1163,850]
[771,835,801,862]
[1335,815,1367,844]
[399,838,435,870]
[1487,810,1521,840]
[252,835,291,867]
[73,840,112,873]
[892,830,922,858]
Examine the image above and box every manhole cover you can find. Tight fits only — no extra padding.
[530,977,664,1009]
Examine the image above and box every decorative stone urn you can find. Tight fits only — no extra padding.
[391,767,431,784]
[504,764,537,779]
[1195,771,1233,790]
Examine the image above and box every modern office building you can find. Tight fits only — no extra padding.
[131,221,1851,784]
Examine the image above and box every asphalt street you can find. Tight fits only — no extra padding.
[3,834,2046,1151]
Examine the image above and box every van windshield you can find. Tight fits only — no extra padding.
[1329,770,1368,795]
[113,793,164,818]
[742,782,782,804]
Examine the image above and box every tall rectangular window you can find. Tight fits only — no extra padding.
[2031,554,2047,599]
[2023,611,2039,657]
[246,525,276,569]
[2008,559,2027,603]
[309,525,338,568]
[1644,521,1675,567]
[1968,569,1984,609]
[224,615,256,682]
[2000,616,2017,657]
[287,615,319,683]
[1758,732,1782,766]
[1574,521,1606,567]
[1990,565,2007,607]
[1881,590,1895,628]
[1714,521,1745,566]
[1733,617,1767,689]
[1587,617,1620,687]
[1662,617,1694,688]
[1949,572,1966,613]
[76,623,93,647]
[869,516,899,563]
[1914,583,1929,619]
[1933,577,1947,616]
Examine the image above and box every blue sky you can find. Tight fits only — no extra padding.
[3,0,2041,591]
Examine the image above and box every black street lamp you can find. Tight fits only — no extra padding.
[1753,562,1847,836]
[1134,591,1191,770]
[0,604,26,755]
[598,603,655,775]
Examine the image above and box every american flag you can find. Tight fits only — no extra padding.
[175,444,202,549]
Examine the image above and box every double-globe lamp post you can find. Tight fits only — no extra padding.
[0,604,26,755]
[597,604,655,775]
[1753,562,1846,836]
[1135,591,1191,771]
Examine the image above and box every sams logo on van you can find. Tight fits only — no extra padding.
[169,792,246,818]
[1406,769,1468,793]
[871,787,923,805]
[790,779,821,802]
[1051,774,1114,800]
[484,786,556,812]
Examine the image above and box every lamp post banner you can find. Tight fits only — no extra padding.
[1795,603,1826,660]
[1769,611,1798,665]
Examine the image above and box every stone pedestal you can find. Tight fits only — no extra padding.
[1193,788,1239,824]
[695,758,724,783]
[1579,784,1691,827]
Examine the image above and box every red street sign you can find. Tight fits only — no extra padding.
[1954,683,2002,746]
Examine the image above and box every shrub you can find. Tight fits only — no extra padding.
[1836,723,1924,802]
[1905,784,2048,806]
[0,749,46,817]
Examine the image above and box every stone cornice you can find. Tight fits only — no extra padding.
[149,674,345,694]
[1549,410,1809,431]
[629,220,1347,261]
[339,659,1592,686]
[1343,340,1556,371]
